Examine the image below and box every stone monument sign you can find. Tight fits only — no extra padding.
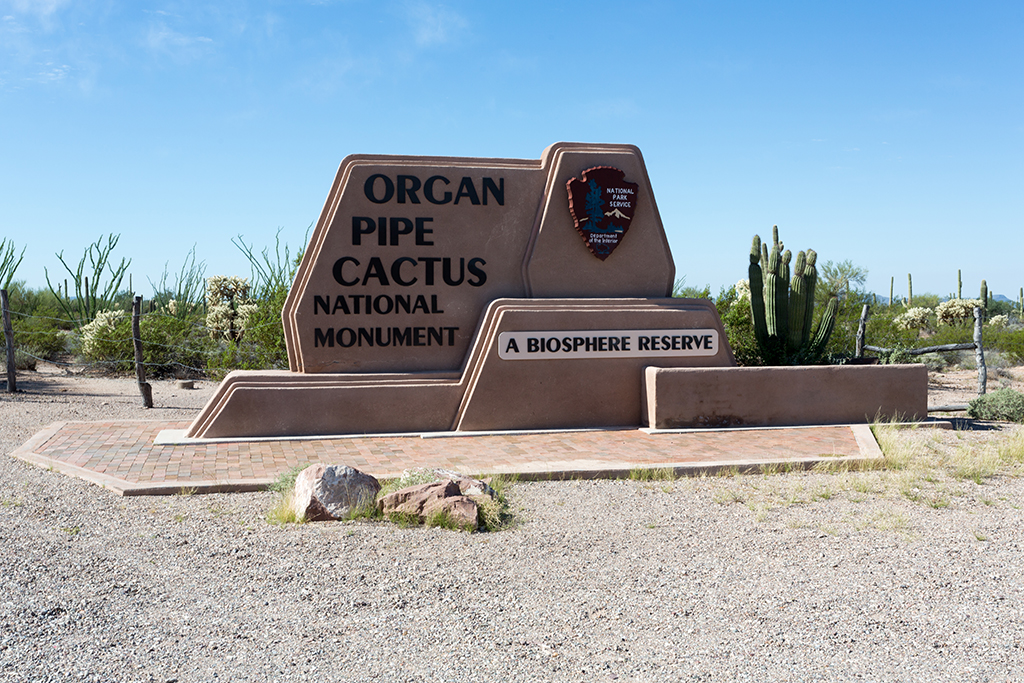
[283,143,678,373]
[187,143,738,438]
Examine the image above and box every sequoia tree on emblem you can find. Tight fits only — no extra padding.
[566,166,639,260]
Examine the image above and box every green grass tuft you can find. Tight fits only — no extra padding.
[629,466,677,481]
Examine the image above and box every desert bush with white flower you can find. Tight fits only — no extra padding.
[734,278,750,302]
[206,275,258,342]
[894,307,932,332]
[936,298,984,326]
[80,310,129,361]
[988,314,1009,329]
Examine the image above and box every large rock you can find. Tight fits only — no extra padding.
[400,468,496,498]
[377,480,479,530]
[293,464,380,522]
[432,469,496,498]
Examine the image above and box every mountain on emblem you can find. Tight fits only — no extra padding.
[566,166,639,260]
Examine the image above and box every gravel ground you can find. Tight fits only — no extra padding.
[2,368,1024,682]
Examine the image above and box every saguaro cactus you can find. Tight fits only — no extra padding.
[980,280,988,312]
[747,226,838,364]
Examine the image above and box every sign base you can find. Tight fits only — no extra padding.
[186,298,735,438]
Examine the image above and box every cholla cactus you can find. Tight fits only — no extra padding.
[894,307,932,331]
[80,309,128,360]
[734,278,751,301]
[936,298,984,325]
[206,275,255,341]
[988,314,1009,329]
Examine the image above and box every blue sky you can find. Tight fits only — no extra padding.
[2,0,1022,301]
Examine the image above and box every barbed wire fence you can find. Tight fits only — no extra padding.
[1,288,288,404]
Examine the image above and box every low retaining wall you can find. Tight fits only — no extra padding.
[643,364,928,429]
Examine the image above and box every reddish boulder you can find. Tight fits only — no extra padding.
[378,480,479,530]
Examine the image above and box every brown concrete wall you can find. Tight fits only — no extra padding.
[188,298,736,438]
[523,143,674,298]
[282,143,675,375]
[643,364,929,429]
[193,377,463,438]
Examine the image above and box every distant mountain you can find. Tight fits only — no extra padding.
[994,294,1012,302]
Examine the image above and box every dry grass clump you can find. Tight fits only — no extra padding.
[265,465,309,526]
[628,466,677,481]
[688,419,1024,536]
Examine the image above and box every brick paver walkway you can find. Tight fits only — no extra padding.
[11,420,883,496]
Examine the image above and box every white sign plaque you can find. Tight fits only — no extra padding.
[497,329,720,360]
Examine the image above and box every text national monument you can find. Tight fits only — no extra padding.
[186,142,926,439]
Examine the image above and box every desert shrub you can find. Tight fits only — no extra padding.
[715,286,762,366]
[137,313,215,376]
[45,234,130,324]
[989,328,1024,364]
[672,275,712,300]
[894,307,932,332]
[819,291,874,359]
[149,246,206,320]
[206,285,290,378]
[80,310,129,363]
[988,315,1009,329]
[14,316,69,359]
[205,276,258,342]
[924,325,977,347]
[915,352,951,372]
[0,238,25,289]
[936,298,984,326]
[14,348,37,371]
[968,388,1024,422]
[79,308,214,376]
[1,347,37,371]
[864,309,920,353]
[4,283,74,360]
[877,345,913,365]
[207,229,304,377]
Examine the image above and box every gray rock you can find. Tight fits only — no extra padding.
[293,464,380,522]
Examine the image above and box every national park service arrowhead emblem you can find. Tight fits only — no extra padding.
[566,166,638,260]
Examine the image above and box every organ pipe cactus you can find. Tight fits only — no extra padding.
[748,226,838,364]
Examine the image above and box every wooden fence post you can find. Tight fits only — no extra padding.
[132,296,153,408]
[2,289,16,393]
[974,306,986,397]
[855,304,869,358]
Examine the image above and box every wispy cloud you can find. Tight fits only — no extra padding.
[33,60,69,82]
[403,1,468,47]
[4,0,70,19]
[145,21,214,62]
